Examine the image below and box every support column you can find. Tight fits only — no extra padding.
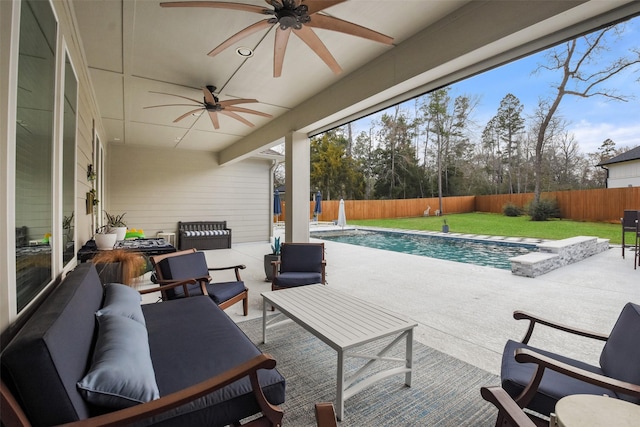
[284,131,310,243]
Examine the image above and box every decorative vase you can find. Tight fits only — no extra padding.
[111,226,127,241]
[264,254,280,282]
[95,232,117,250]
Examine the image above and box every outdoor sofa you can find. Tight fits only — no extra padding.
[178,221,232,250]
[0,262,285,426]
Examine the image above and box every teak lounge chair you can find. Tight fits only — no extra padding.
[271,242,326,291]
[498,302,640,425]
[150,249,248,315]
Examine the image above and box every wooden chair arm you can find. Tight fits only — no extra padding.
[513,310,609,344]
[208,264,246,281]
[514,348,640,401]
[480,386,537,427]
[56,354,283,427]
[139,278,207,299]
[271,260,280,284]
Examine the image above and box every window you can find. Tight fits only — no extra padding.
[62,53,77,265]
[15,0,57,312]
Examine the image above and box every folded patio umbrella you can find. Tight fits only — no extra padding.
[314,191,322,219]
[273,190,282,222]
[337,199,347,228]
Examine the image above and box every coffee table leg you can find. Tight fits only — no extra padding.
[336,350,344,421]
[405,327,414,386]
[262,298,268,344]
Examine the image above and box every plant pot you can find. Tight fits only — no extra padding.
[110,226,127,241]
[264,253,280,282]
[94,232,117,250]
[442,225,449,233]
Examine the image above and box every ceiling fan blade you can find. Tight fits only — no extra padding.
[218,98,259,107]
[219,110,255,127]
[307,14,394,45]
[144,103,201,109]
[293,25,342,74]
[202,87,216,105]
[160,1,267,15]
[149,91,203,104]
[304,0,345,15]
[174,108,204,122]
[208,111,221,129]
[208,20,272,57]
[225,105,272,118]
[274,27,291,77]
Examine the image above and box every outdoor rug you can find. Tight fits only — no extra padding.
[237,316,499,426]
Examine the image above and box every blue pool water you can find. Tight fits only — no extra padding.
[311,229,537,270]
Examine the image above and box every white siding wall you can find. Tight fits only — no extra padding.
[107,145,272,244]
[607,160,640,188]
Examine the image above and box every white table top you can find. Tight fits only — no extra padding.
[262,285,417,351]
[555,394,640,427]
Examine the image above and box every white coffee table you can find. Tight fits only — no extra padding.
[262,284,418,420]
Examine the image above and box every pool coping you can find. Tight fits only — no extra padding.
[310,225,547,249]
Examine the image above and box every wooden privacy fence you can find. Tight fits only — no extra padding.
[277,187,640,224]
[475,187,640,223]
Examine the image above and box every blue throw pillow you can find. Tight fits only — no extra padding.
[97,283,145,325]
[77,314,159,408]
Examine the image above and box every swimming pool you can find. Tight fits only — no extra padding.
[311,229,538,270]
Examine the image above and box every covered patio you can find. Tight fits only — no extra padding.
[136,228,636,424]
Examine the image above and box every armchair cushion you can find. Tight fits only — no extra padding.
[159,251,247,304]
[599,302,640,402]
[77,314,159,408]
[274,272,323,288]
[501,339,613,416]
[280,244,323,273]
[160,251,209,279]
[96,283,145,325]
[206,281,248,305]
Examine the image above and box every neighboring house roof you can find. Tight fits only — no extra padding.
[598,145,640,166]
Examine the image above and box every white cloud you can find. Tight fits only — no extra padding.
[569,120,640,153]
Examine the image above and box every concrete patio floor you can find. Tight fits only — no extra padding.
[143,227,639,376]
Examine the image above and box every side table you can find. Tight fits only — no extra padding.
[553,394,640,427]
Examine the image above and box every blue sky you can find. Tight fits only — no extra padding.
[352,16,640,155]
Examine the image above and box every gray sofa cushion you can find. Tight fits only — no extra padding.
[97,283,146,325]
[140,297,286,426]
[77,314,159,408]
[0,263,103,426]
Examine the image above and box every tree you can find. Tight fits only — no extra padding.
[532,24,640,204]
[420,88,475,211]
[352,129,376,199]
[373,106,421,199]
[310,131,364,200]
[492,94,525,193]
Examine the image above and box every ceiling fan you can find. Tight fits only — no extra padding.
[144,85,272,129]
[160,0,394,77]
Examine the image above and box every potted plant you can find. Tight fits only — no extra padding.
[105,211,127,241]
[264,236,281,281]
[441,219,449,233]
[94,225,117,250]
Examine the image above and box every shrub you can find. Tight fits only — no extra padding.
[503,202,522,217]
[527,198,561,221]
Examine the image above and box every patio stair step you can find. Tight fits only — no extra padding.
[510,236,609,278]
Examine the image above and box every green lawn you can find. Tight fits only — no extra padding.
[347,212,626,244]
